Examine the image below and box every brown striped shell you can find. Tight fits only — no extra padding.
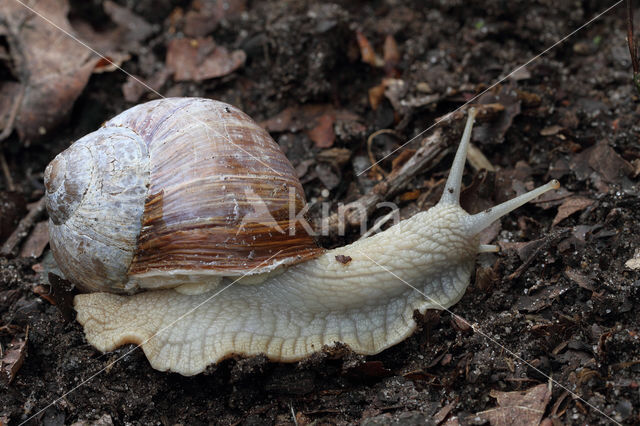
[44,98,323,293]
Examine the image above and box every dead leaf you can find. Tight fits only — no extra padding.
[19,220,49,258]
[473,86,521,145]
[631,159,640,178]
[534,187,572,210]
[552,196,593,226]
[570,140,634,186]
[122,69,170,103]
[474,384,551,426]
[466,143,496,172]
[540,125,563,136]
[356,30,383,67]
[316,148,352,167]
[103,0,154,48]
[306,114,335,148]
[625,250,640,270]
[1,337,27,384]
[434,400,457,424]
[368,82,387,110]
[564,268,596,291]
[383,34,400,75]
[33,284,55,305]
[166,37,246,82]
[260,105,362,138]
[398,190,420,201]
[0,0,100,142]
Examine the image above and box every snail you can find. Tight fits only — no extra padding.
[44,97,559,376]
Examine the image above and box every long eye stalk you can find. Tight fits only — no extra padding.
[438,107,560,236]
[466,179,559,236]
[438,108,477,205]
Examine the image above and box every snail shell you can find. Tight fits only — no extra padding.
[44,98,323,293]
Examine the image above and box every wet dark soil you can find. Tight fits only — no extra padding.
[1,0,639,425]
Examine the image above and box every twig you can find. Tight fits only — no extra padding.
[317,127,447,236]
[317,103,504,237]
[507,229,571,280]
[366,129,398,177]
[0,151,14,191]
[0,86,25,191]
[1,196,46,257]
[0,86,25,142]
[627,0,640,93]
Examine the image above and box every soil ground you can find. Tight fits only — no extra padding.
[1,0,639,425]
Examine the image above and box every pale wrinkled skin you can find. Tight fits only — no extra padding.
[75,204,477,375]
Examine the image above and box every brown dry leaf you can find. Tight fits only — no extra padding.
[625,250,640,270]
[473,87,521,145]
[261,105,362,137]
[474,384,551,426]
[1,337,27,384]
[398,190,420,202]
[499,238,545,262]
[0,0,99,142]
[356,30,383,67]
[261,107,296,132]
[71,1,152,56]
[534,187,572,210]
[467,143,496,172]
[103,0,154,49]
[570,140,634,186]
[383,34,400,75]
[19,220,49,258]
[631,159,640,178]
[122,69,170,103]
[433,400,457,424]
[166,37,246,82]
[368,82,387,110]
[306,114,335,148]
[316,148,352,167]
[552,196,593,226]
[564,268,596,291]
[540,125,563,136]
[33,284,55,305]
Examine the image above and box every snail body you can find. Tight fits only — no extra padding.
[44,98,559,375]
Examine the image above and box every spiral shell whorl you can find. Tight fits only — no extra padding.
[44,142,93,225]
[46,127,150,293]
